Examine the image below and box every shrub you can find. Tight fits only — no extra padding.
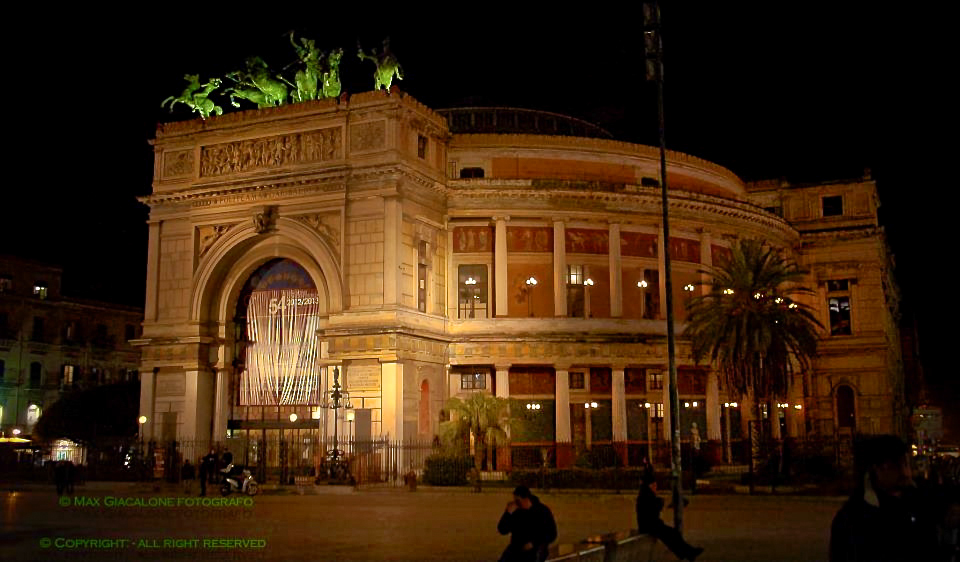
[422,454,474,486]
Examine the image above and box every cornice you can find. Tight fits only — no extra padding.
[447,183,797,240]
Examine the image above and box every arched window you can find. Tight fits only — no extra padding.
[836,385,856,429]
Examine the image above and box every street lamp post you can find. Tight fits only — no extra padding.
[524,276,538,317]
[638,279,648,319]
[138,416,147,479]
[319,366,352,477]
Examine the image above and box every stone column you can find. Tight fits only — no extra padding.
[553,219,567,317]
[144,221,161,322]
[707,371,722,446]
[380,361,404,440]
[212,368,229,444]
[612,367,628,466]
[657,224,667,320]
[139,369,156,441]
[609,223,623,317]
[496,364,512,471]
[555,367,573,468]
[495,217,509,317]
[383,196,402,306]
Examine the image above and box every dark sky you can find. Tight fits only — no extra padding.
[4,8,952,406]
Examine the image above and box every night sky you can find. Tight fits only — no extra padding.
[4,9,952,419]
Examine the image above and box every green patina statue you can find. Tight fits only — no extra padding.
[161,75,224,119]
[321,48,343,99]
[357,38,403,92]
[224,57,289,108]
[288,32,322,102]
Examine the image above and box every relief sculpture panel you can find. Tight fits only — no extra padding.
[669,237,701,263]
[295,213,341,260]
[163,149,195,179]
[453,226,493,253]
[199,127,342,177]
[566,228,609,254]
[620,232,658,258]
[507,227,553,253]
[350,120,387,152]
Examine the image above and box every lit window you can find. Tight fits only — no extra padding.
[26,404,41,426]
[62,365,74,387]
[649,371,664,390]
[460,372,486,390]
[822,196,843,217]
[33,282,48,299]
[458,265,488,319]
[827,279,853,336]
[567,265,585,317]
[570,372,585,390]
[653,403,664,419]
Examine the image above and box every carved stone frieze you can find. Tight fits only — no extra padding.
[350,120,386,152]
[197,224,232,258]
[163,149,195,179]
[199,127,342,177]
[294,213,341,258]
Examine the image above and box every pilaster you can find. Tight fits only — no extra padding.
[609,223,623,317]
[495,217,509,317]
[706,371,721,440]
[553,220,566,317]
[612,367,627,466]
[555,367,572,468]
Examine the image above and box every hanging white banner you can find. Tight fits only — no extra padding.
[240,289,321,405]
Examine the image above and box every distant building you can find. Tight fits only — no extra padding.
[0,256,143,437]
[136,93,904,470]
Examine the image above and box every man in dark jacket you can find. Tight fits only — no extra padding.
[636,475,703,561]
[497,486,557,562]
[829,434,938,561]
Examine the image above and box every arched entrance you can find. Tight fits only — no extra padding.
[228,258,327,483]
[836,385,856,430]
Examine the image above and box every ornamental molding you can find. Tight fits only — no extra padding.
[448,185,796,240]
[140,173,349,208]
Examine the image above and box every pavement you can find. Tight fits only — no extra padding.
[0,480,844,561]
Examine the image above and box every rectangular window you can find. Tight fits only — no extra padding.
[567,265,585,317]
[32,317,45,342]
[0,275,11,293]
[125,324,136,342]
[63,365,74,387]
[458,265,488,319]
[33,282,48,299]
[829,296,852,335]
[417,135,427,159]
[447,160,458,179]
[822,195,843,217]
[0,359,5,380]
[417,241,428,313]
[639,269,660,319]
[460,167,484,179]
[460,372,486,390]
[653,403,664,419]
[569,372,585,390]
[649,371,664,390]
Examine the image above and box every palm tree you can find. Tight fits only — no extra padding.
[440,393,511,471]
[684,239,822,447]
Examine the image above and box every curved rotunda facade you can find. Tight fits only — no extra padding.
[137,91,902,469]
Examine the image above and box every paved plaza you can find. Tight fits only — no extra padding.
[0,482,843,561]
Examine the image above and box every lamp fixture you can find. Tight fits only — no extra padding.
[638,280,648,288]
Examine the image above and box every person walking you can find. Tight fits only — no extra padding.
[829,434,938,561]
[199,448,216,496]
[497,486,557,562]
[636,473,703,561]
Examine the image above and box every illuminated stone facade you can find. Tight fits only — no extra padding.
[137,93,903,468]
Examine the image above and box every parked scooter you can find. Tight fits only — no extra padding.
[219,463,259,496]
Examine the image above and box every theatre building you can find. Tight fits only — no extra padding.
[137,91,903,470]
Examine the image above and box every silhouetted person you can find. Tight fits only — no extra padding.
[202,449,217,484]
[497,486,557,562]
[181,460,196,494]
[54,461,67,496]
[636,473,703,561]
[64,461,75,494]
[830,434,937,561]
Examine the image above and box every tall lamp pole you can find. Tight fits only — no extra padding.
[645,0,684,533]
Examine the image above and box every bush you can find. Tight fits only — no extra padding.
[422,454,474,486]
